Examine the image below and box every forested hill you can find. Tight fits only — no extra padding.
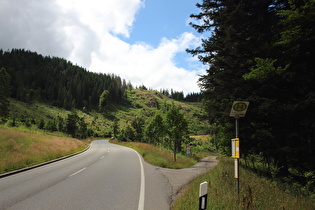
[0,49,129,110]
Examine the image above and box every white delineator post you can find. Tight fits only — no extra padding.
[199,181,208,210]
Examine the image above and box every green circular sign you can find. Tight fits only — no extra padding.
[233,102,248,112]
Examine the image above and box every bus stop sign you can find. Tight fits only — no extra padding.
[230,101,249,117]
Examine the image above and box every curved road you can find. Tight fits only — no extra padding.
[0,140,171,210]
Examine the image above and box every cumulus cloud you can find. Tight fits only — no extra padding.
[0,0,71,57]
[0,0,204,94]
[90,32,204,93]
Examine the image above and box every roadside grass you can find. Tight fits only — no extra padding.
[0,124,69,137]
[0,128,87,174]
[112,140,197,169]
[172,157,315,210]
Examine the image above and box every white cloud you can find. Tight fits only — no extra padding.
[0,0,204,94]
[56,0,144,38]
[0,0,71,57]
[90,32,204,93]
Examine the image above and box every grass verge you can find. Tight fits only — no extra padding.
[172,157,315,209]
[0,128,88,174]
[112,140,197,169]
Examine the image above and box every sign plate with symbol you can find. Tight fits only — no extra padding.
[230,101,249,117]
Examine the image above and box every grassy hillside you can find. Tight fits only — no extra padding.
[109,89,208,133]
[4,89,209,138]
[0,128,87,174]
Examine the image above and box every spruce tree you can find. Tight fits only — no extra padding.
[0,68,11,120]
[188,0,289,168]
[189,0,315,176]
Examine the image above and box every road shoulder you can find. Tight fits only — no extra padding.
[157,156,218,204]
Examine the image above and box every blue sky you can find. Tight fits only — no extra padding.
[128,0,199,45]
[127,0,202,70]
[0,0,206,94]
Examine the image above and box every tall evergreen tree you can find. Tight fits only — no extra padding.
[66,113,79,137]
[0,68,11,120]
[99,90,109,113]
[189,0,289,170]
[189,0,315,176]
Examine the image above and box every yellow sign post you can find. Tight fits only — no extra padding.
[230,101,249,195]
[231,138,240,159]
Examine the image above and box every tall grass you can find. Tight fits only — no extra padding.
[0,128,87,174]
[173,157,315,209]
[0,124,68,137]
[114,141,197,169]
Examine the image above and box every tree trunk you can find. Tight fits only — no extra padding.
[174,139,177,162]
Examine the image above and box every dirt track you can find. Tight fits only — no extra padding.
[157,156,218,203]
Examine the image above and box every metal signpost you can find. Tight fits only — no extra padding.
[229,101,249,195]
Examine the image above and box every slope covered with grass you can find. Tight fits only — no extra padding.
[5,89,209,138]
[0,128,87,174]
[173,157,315,209]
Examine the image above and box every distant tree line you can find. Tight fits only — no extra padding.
[160,88,203,102]
[189,0,314,193]
[134,85,203,102]
[0,49,130,110]
[0,67,10,120]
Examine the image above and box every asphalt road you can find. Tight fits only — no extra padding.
[0,140,171,210]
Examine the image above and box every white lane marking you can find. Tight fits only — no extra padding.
[68,167,86,177]
[107,142,144,209]
[100,155,105,159]
[134,150,145,210]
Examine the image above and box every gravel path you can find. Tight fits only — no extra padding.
[157,156,218,203]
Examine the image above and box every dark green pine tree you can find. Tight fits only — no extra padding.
[190,0,315,176]
[251,0,315,171]
[188,0,290,169]
[189,0,284,121]
[241,0,315,173]
[271,0,314,172]
[66,112,79,137]
[0,68,11,120]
